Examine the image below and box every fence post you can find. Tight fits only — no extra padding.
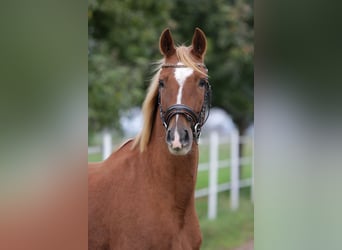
[230,128,239,210]
[102,129,112,160]
[208,131,219,220]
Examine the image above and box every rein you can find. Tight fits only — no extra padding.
[158,63,211,143]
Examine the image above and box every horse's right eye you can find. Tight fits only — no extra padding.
[159,80,165,88]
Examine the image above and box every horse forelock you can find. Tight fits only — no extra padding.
[132,46,207,152]
[176,46,208,76]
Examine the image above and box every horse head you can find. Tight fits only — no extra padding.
[158,28,211,155]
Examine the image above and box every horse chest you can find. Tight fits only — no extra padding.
[109,193,201,250]
[110,221,201,250]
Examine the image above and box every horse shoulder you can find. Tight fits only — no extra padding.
[88,139,144,249]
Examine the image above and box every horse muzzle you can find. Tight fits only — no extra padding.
[165,116,193,155]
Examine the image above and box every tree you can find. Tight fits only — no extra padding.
[170,0,254,135]
[88,0,174,134]
[88,0,254,139]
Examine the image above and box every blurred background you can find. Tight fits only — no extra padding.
[1,1,341,250]
[88,0,253,249]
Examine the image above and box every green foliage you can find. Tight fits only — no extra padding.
[88,47,144,131]
[88,0,253,134]
[88,0,173,132]
[170,0,254,133]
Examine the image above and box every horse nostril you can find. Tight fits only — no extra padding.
[183,130,190,143]
[167,129,172,142]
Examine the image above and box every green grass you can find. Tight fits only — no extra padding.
[196,168,229,189]
[196,189,254,250]
[88,152,102,162]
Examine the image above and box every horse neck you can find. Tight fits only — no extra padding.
[145,113,199,209]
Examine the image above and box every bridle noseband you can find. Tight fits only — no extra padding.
[158,63,211,143]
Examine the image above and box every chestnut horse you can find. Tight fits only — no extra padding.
[89,28,211,250]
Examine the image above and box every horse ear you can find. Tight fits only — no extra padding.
[159,28,176,57]
[191,28,207,59]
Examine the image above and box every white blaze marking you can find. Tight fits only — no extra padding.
[172,128,182,148]
[174,63,193,104]
[171,63,193,149]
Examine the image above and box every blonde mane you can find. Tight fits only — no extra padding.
[132,46,208,152]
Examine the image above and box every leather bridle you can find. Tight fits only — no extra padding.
[158,63,211,143]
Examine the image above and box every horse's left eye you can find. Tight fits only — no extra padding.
[199,79,207,88]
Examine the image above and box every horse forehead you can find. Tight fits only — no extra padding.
[174,65,194,87]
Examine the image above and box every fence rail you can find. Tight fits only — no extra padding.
[88,129,254,220]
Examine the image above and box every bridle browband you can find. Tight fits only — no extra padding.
[161,63,207,69]
[158,63,211,143]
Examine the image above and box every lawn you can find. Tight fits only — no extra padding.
[196,188,254,250]
[88,152,102,162]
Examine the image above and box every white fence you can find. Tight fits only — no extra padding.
[195,130,254,219]
[88,129,254,220]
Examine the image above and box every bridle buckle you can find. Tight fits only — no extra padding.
[193,123,202,143]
